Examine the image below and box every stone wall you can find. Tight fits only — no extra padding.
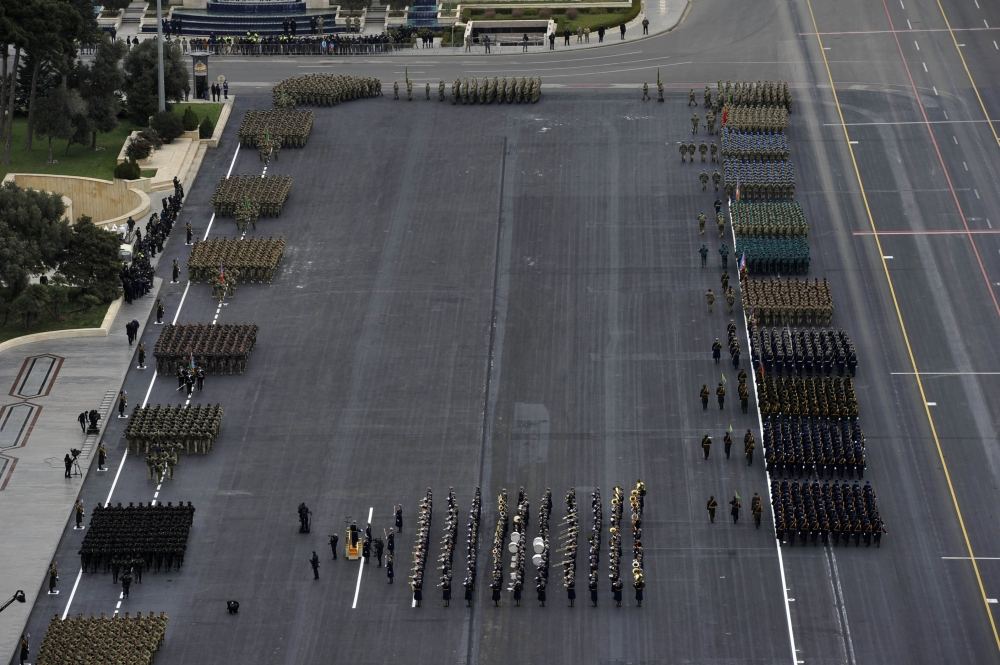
[2,174,151,228]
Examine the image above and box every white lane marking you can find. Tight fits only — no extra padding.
[728,198,800,665]
[914,40,920,51]
[892,371,1000,375]
[171,281,191,325]
[922,61,928,72]
[226,143,241,178]
[933,86,938,96]
[963,161,969,171]
[823,46,832,50]
[907,18,913,30]
[351,506,374,609]
[944,110,949,119]
[824,118,1000,126]
[989,599,999,604]
[985,19,990,28]
[994,40,999,50]
[974,0,980,8]
[927,401,938,406]
[975,189,981,199]
[900,0,905,8]
[988,218,993,229]
[202,213,217,242]
[953,135,959,144]
[942,556,1000,560]
[883,255,894,259]
[849,140,859,144]
[60,570,83,620]
[825,548,858,665]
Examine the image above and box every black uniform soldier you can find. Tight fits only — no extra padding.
[751,493,763,529]
[744,429,756,465]
[714,198,723,215]
[64,453,73,478]
[310,551,320,580]
[185,222,193,245]
[612,580,623,607]
[729,495,741,523]
[386,530,395,554]
[122,570,132,599]
[18,635,28,665]
[716,382,726,409]
[698,212,706,234]
[700,384,710,410]
[329,533,338,560]
[298,502,311,533]
[48,562,58,593]
[739,382,749,413]
[97,443,107,471]
[137,342,146,369]
[442,577,451,606]
[394,504,403,533]
[719,242,729,269]
[712,338,722,364]
[155,299,165,324]
[700,244,708,267]
[374,538,384,567]
[386,554,395,583]
[75,500,85,529]
[492,584,502,606]
[701,434,712,460]
[589,579,598,606]
[723,431,733,459]
[707,496,718,523]
[171,259,180,283]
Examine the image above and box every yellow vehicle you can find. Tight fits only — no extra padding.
[345,522,362,560]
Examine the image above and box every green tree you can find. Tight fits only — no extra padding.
[34,86,83,163]
[0,182,69,298]
[77,37,125,149]
[122,40,190,122]
[58,216,121,303]
[9,283,50,328]
[0,0,32,163]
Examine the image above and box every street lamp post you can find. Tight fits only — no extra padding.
[155,0,166,112]
[0,590,26,614]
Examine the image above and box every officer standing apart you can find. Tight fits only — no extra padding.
[707,496,718,523]
[310,551,320,580]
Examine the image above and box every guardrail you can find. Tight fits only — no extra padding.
[184,41,418,55]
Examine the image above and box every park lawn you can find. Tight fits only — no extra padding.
[462,0,639,33]
[0,118,139,182]
[0,297,109,344]
[171,102,223,127]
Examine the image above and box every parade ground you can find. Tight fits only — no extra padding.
[5,0,1000,663]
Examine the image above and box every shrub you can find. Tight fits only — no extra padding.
[181,106,199,131]
[125,136,152,162]
[114,159,141,180]
[483,8,495,18]
[589,6,603,13]
[539,7,552,17]
[511,7,523,17]
[138,128,162,149]
[470,7,483,16]
[199,115,215,139]
[150,110,184,143]
[566,8,578,18]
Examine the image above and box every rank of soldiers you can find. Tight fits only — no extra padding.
[533,489,552,605]
[238,109,315,148]
[462,488,482,603]
[560,489,578,601]
[749,325,858,376]
[716,80,793,112]
[763,416,867,478]
[755,375,859,418]
[211,175,293,218]
[720,128,790,161]
[438,488,458,604]
[630,482,645,604]
[272,73,382,106]
[507,489,529,600]
[124,404,224,455]
[722,159,796,200]
[79,502,195,574]
[488,489,509,602]
[771,479,885,547]
[734,236,810,274]
[722,105,790,132]
[450,76,541,105]
[153,323,258,374]
[188,238,286,284]
[731,201,809,237]
[742,277,834,326]
[36,612,168,665]
[409,487,433,603]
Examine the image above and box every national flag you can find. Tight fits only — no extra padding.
[759,362,766,381]
[739,252,747,273]
[727,423,733,433]
[721,372,727,386]
[721,107,728,126]
[734,179,741,202]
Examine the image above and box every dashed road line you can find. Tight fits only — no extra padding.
[352,506,374,609]
[922,61,928,72]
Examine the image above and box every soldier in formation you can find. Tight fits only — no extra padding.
[772,479,884,547]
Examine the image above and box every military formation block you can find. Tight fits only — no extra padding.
[732,201,809,237]
[764,416,866,477]
[749,325,857,375]
[211,175,292,218]
[723,159,795,200]
[756,375,859,418]
[79,502,195,574]
[742,278,834,325]
[124,404,223,455]
[720,128,790,160]
[153,323,258,374]
[771,480,885,546]
[37,613,168,665]
[238,109,315,148]
[716,80,793,112]
[188,238,286,284]
[272,73,382,106]
[735,236,810,274]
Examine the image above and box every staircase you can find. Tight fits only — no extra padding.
[121,1,145,25]
[363,1,386,34]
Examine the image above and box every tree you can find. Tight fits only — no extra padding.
[34,86,81,163]
[0,182,69,298]
[77,37,125,149]
[58,216,121,303]
[0,0,32,163]
[9,283,50,328]
[122,40,190,122]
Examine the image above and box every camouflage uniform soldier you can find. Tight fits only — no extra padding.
[657,79,664,102]
[706,288,715,312]
[687,142,696,159]
[691,113,700,134]
[704,85,712,109]
[642,82,650,101]
[712,170,721,192]
[710,143,718,162]
[699,170,709,191]
[699,143,708,162]
[689,88,696,106]
[406,79,413,100]
[706,111,716,134]
[439,80,446,101]
[726,288,735,313]
[393,81,399,100]
[452,78,460,104]
[717,211,725,236]
[680,144,689,162]
[698,212,706,234]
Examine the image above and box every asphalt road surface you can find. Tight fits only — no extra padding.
[14,0,1000,663]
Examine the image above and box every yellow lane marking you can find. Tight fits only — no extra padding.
[804,0,1000,653]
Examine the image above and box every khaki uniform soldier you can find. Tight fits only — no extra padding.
[452,78,460,104]
[704,85,712,108]
[699,171,709,191]
[706,111,716,134]
[751,493,763,528]
[707,496,718,523]
[699,143,708,161]
[739,380,750,413]
[393,81,399,99]
[717,212,726,237]
[745,429,756,465]
[439,80,446,101]
[712,170,722,192]
[701,435,712,459]
[716,383,726,409]
[406,79,413,100]
[706,288,716,312]
[687,142,696,158]
[657,79,664,102]
[726,288,736,313]
[698,212,706,234]
[642,82,650,101]
[691,113,700,133]
[689,88,697,106]
[710,143,718,162]
[700,384,710,410]
[680,144,689,162]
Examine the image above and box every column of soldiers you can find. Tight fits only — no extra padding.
[630,481,645,607]
[446,77,542,104]
[462,488,482,606]
[727,318,742,369]
[153,323,258,374]
[587,489,602,607]
[750,326,857,376]
[409,488,433,607]
[559,489,578,606]
[533,489,552,606]
[438,488,458,606]
[772,479,885,546]
[763,416,867,478]
[507,489,530,606]
[756,375,858,418]
[79,502,195,575]
[36,612,168,665]
[607,487,624,608]
[489,490,509,606]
